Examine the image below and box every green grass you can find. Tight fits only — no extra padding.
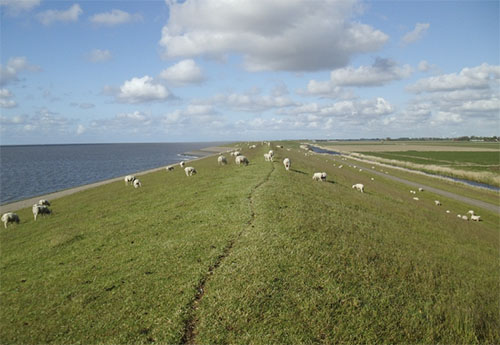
[1,143,499,344]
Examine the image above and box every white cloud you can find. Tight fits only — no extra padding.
[116,76,172,103]
[87,49,112,63]
[160,0,388,71]
[0,0,40,14]
[0,88,17,108]
[298,80,349,99]
[159,59,205,86]
[36,4,83,25]
[212,91,297,112]
[402,22,430,45]
[407,63,500,93]
[76,124,86,135]
[89,9,142,26]
[0,56,41,86]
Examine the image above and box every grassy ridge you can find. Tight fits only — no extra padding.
[1,143,499,344]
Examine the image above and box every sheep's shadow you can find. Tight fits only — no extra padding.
[290,169,307,175]
[325,180,336,185]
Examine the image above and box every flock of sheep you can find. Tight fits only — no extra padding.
[0,142,484,228]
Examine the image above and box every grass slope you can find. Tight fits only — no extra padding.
[1,143,498,344]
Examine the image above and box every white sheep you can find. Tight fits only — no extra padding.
[413,197,419,201]
[446,210,451,214]
[133,179,142,188]
[471,215,481,221]
[467,210,475,215]
[1,212,20,228]
[461,215,469,221]
[264,153,273,162]
[249,144,256,149]
[457,214,462,218]
[180,161,185,168]
[218,155,227,165]
[434,200,441,206]
[283,158,291,171]
[352,183,364,193]
[124,175,136,185]
[39,199,51,206]
[418,188,424,192]
[231,151,241,157]
[32,204,51,221]
[410,190,416,194]
[370,177,374,181]
[184,166,197,176]
[166,166,174,171]
[338,165,343,169]
[268,150,274,157]
[312,172,327,181]
[235,155,249,166]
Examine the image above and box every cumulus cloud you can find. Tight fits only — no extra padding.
[160,0,388,71]
[298,80,350,99]
[402,22,430,45]
[87,49,112,63]
[115,76,173,103]
[0,56,41,87]
[89,9,142,26]
[0,88,17,108]
[0,0,40,14]
[407,63,500,93]
[36,4,83,25]
[159,59,205,86]
[212,91,297,112]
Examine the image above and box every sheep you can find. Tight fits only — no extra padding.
[338,165,343,169]
[124,175,136,185]
[264,153,273,162]
[231,151,241,157]
[467,210,475,215]
[133,179,142,188]
[180,161,185,168]
[235,155,249,166]
[1,212,19,228]
[268,150,274,157]
[283,158,291,171]
[434,200,441,206]
[446,210,451,214]
[461,215,469,221]
[359,169,363,172]
[184,167,197,176]
[370,177,374,181]
[457,214,462,218]
[312,172,327,182]
[410,190,416,194]
[352,183,364,193]
[276,145,283,148]
[32,204,51,221]
[471,215,481,221]
[39,199,51,206]
[413,197,419,201]
[249,144,256,149]
[418,188,424,192]
[218,155,227,165]
[166,166,174,171]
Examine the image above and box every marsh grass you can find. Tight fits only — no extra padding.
[1,143,498,344]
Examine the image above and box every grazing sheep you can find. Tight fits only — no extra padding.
[312,172,327,181]
[410,190,416,194]
[359,169,363,172]
[180,161,185,168]
[276,145,283,148]
[1,212,19,228]
[218,155,227,165]
[166,166,174,171]
[124,175,136,185]
[133,179,142,188]
[39,199,51,206]
[471,215,481,221]
[32,204,51,221]
[268,150,274,157]
[338,165,343,169]
[249,144,256,149]
[434,200,442,206]
[413,197,419,201]
[264,153,273,162]
[231,151,241,157]
[235,155,249,166]
[457,214,462,218]
[446,210,451,214]
[283,158,291,171]
[467,210,475,215]
[184,167,197,176]
[370,177,374,181]
[418,188,424,192]
[352,183,364,193]
[461,215,469,221]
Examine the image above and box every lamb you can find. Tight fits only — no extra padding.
[32,204,51,221]
[264,153,273,162]
[1,212,19,228]
[124,175,136,185]
[312,172,327,181]
[38,199,51,206]
[283,158,291,171]
[180,161,185,168]
[235,155,249,166]
[166,166,174,171]
[133,179,142,188]
[352,183,364,193]
[434,200,441,206]
[471,215,481,221]
[184,167,197,176]
[218,155,227,165]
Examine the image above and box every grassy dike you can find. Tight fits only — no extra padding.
[1,143,499,344]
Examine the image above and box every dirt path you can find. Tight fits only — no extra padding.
[0,146,234,214]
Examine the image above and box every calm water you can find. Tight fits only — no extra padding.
[0,142,227,204]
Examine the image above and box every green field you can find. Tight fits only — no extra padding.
[359,151,500,174]
[1,143,499,344]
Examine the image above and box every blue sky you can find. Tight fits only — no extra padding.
[1,0,498,144]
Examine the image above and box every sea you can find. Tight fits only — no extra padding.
[0,142,227,205]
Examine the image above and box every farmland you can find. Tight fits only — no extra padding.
[0,142,499,344]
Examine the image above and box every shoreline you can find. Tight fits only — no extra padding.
[0,146,233,214]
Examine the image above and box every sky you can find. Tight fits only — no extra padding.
[0,0,499,145]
